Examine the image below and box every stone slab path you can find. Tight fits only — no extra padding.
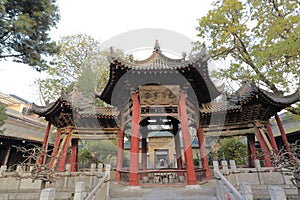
[109,181,217,200]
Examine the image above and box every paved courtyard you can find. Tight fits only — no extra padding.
[109,180,217,200]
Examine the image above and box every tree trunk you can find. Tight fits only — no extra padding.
[40,181,46,190]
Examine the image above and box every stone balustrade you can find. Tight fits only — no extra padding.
[0,163,110,200]
[213,160,297,200]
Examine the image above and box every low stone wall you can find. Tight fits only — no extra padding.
[213,160,298,200]
[0,163,109,200]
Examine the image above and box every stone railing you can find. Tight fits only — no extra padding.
[214,169,248,200]
[39,163,111,200]
[0,163,111,200]
[213,160,293,200]
[85,164,110,200]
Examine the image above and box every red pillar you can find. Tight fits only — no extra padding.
[39,122,51,165]
[142,136,147,172]
[275,114,291,153]
[129,93,140,186]
[255,123,272,167]
[174,130,183,170]
[58,128,72,172]
[197,125,211,180]
[50,129,61,169]
[247,134,257,167]
[179,93,196,185]
[265,121,279,154]
[69,138,78,172]
[2,146,11,166]
[116,109,125,182]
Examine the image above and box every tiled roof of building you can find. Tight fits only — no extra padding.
[98,42,223,106]
[2,108,50,143]
[30,88,118,129]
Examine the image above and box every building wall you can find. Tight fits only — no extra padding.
[148,136,175,168]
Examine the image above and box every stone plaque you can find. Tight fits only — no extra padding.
[139,85,179,105]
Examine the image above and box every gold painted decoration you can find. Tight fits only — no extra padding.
[139,85,179,105]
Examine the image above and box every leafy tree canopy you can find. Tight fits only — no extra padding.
[216,136,248,165]
[0,102,7,134]
[37,33,125,105]
[196,0,300,113]
[0,0,60,71]
[78,140,118,167]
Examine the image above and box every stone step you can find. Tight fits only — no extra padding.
[109,181,217,200]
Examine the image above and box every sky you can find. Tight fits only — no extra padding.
[0,0,214,103]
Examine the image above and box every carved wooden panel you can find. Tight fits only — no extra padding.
[139,85,179,106]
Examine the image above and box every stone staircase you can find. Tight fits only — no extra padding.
[109,180,217,200]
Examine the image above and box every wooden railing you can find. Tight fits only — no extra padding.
[140,169,186,184]
[119,168,206,185]
[195,168,206,182]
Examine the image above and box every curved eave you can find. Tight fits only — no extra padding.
[30,98,63,116]
[258,88,299,107]
[238,84,299,108]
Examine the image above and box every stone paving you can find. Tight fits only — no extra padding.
[109,180,217,200]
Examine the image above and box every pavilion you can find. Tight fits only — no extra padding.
[31,41,299,186]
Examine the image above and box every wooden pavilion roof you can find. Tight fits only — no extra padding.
[97,43,223,106]
[30,88,119,132]
[200,80,299,135]
[30,80,298,139]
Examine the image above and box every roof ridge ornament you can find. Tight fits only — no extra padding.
[153,40,161,52]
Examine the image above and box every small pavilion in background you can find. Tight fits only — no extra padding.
[31,41,299,186]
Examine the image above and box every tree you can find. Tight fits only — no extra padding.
[216,136,247,165]
[0,0,60,71]
[0,102,7,134]
[14,144,57,190]
[78,140,118,168]
[37,33,124,105]
[272,140,300,199]
[196,0,300,114]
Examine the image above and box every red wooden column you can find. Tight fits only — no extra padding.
[173,122,183,170]
[39,122,51,165]
[69,138,78,172]
[265,121,279,154]
[255,123,272,167]
[275,114,291,153]
[2,146,11,166]
[129,92,140,186]
[141,136,147,173]
[179,92,196,185]
[247,134,257,167]
[174,127,183,170]
[197,125,211,180]
[116,110,125,182]
[58,128,72,172]
[50,129,62,169]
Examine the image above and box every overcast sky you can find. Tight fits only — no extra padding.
[0,0,214,103]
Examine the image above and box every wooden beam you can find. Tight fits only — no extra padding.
[205,128,256,137]
[71,134,117,140]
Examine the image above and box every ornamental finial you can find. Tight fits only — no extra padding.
[154,40,160,51]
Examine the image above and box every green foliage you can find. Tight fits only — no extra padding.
[78,140,118,167]
[0,102,7,134]
[216,137,247,165]
[37,33,125,105]
[0,0,60,71]
[196,0,300,96]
